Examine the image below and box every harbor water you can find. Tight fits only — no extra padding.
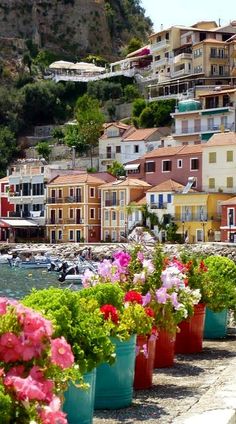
[0,265,59,299]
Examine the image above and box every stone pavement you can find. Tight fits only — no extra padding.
[93,329,236,424]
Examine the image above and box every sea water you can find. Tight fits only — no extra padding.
[0,265,59,299]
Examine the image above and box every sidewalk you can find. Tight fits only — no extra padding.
[94,329,236,423]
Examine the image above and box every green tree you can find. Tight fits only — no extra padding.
[64,125,88,155]
[139,106,155,127]
[0,127,18,177]
[124,84,140,102]
[36,141,52,161]
[132,98,146,119]
[123,37,142,56]
[22,52,32,74]
[107,161,125,177]
[67,95,105,167]
[52,126,65,144]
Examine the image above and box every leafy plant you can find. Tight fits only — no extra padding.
[23,288,115,374]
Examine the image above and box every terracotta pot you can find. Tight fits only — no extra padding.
[154,329,176,368]
[134,334,156,390]
[175,303,206,354]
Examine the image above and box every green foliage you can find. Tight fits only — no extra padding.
[87,80,123,101]
[34,50,61,69]
[22,52,32,74]
[23,288,115,373]
[132,98,146,118]
[51,126,65,143]
[36,141,52,161]
[122,37,142,57]
[0,126,18,177]
[81,54,109,68]
[107,160,125,177]
[0,382,12,424]
[78,283,153,339]
[124,84,140,102]
[166,222,181,243]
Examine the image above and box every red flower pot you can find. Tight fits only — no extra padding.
[154,329,176,368]
[175,303,206,354]
[134,334,156,390]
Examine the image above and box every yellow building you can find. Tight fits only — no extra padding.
[100,177,151,242]
[173,192,232,243]
[46,173,109,243]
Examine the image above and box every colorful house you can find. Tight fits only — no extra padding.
[125,144,202,189]
[173,192,232,243]
[0,177,14,218]
[100,177,151,242]
[202,132,236,193]
[46,173,114,243]
[220,196,236,242]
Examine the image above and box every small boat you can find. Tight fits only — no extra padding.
[0,254,13,264]
[8,256,52,269]
[58,265,84,283]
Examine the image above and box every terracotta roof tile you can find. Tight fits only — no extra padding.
[100,177,151,189]
[123,127,170,141]
[48,173,107,185]
[147,179,185,193]
[203,132,236,146]
[133,196,147,205]
[142,144,202,159]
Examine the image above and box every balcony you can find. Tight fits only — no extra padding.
[104,200,125,207]
[47,196,82,204]
[99,153,116,160]
[150,39,170,52]
[65,218,84,224]
[209,53,228,59]
[174,53,192,64]
[174,123,233,136]
[149,203,167,210]
[174,214,221,222]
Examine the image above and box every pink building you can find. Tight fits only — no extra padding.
[220,197,236,243]
[125,145,203,190]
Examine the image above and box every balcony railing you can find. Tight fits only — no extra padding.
[150,39,170,52]
[99,153,116,160]
[174,123,233,135]
[149,202,167,210]
[104,200,125,207]
[47,196,82,204]
[174,214,221,222]
[209,53,228,59]
[65,218,84,224]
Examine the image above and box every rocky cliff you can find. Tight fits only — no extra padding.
[0,0,152,60]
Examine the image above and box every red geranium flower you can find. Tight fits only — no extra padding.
[124,291,142,304]
[199,260,208,272]
[145,307,155,318]
[100,304,119,324]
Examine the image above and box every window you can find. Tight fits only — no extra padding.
[98,189,101,198]
[90,208,95,219]
[112,211,116,221]
[98,208,101,219]
[90,187,95,197]
[104,210,109,222]
[134,145,139,153]
[162,160,172,172]
[58,189,62,199]
[227,177,233,188]
[150,194,155,204]
[167,194,172,203]
[69,209,74,219]
[69,188,74,197]
[69,230,74,241]
[116,146,121,153]
[209,178,215,189]
[145,162,155,172]
[209,152,216,163]
[58,209,62,219]
[155,55,161,61]
[190,158,199,170]
[120,211,125,223]
[227,151,233,162]
[177,159,183,168]
[58,230,62,241]
[207,117,214,130]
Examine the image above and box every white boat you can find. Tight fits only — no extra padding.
[58,265,84,283]
[0,254,13,264]
[8,256,52,269]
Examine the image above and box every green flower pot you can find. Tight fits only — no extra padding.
[204,308,228,339]
[63,369,96,424]
[94,335,136,409]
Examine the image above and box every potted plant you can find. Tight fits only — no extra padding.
[23,287,115,424]
[181,253,236,339]
[0,296,76,423]
[77,283,154,406]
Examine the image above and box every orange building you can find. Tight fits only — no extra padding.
[46,173,113,243]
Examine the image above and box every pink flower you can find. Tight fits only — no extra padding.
[113,251,131,268]
[82,268,95,287]
[155,287,170,304]
[0,332,22,363]
[51,337,74,369]
[170,292,181,310]
[19,308,53,342]
[137,251,144,262]
[6,375,47,401]
[142,292,151,306]
[142,259,154,275]
[98,259,113,279]
[40,396,68,424]
[0,297,8,315]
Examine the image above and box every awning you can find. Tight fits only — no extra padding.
[0,219,38,228]
[0,221,9,228]
[124,163,140,171]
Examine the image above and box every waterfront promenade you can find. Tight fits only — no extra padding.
[94,330,236,423]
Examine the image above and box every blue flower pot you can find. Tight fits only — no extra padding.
[204,308,228,339]
[63,369,96,424]
[94,335,136,409]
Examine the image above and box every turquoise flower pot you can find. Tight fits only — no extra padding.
[204,308,228,339]
[94,335,136,410]
[63,369,96,424]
